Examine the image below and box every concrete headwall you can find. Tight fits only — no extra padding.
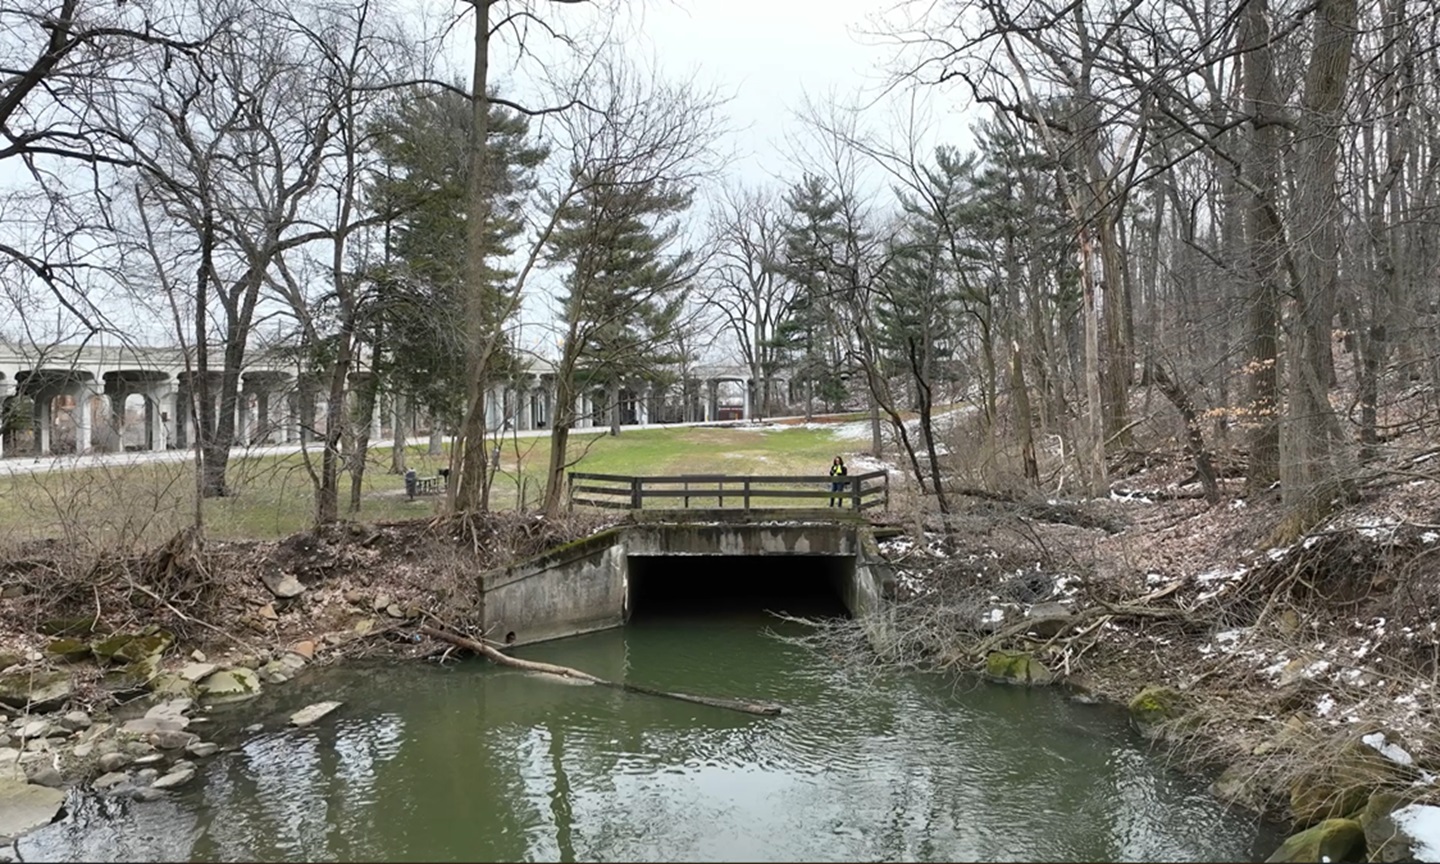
[480,527,629,646]
[480,519,891,648]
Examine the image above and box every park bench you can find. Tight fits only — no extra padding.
[404,468,448,500]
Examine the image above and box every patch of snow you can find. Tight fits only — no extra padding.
[1261,658,1290,678]
[1303,535,1323,550]
[1424,532,1439,544]
[982,608,1005,625]
[1267,546,1291,561]
[1362,732,1416,767]
[1303,659,1332,678]
[1216,629,1245,643]
[1316,693,1336,717]
[1146,572,1166,585]
[1390,804,1440,861]
[1229,498,1247,510]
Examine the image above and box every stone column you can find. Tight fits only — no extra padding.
[517,381,532,431]
[637,385,651,425]
[706,380,719,422]
[35,391,52,455]
[158,384,177,451]
[742,379,752,420]
[370,391,384,442]
[72,386,95,454]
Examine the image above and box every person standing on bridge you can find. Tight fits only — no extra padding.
[828,456,848,507]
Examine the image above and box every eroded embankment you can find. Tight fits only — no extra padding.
[852,483,1440,862]
[0,511,610,845]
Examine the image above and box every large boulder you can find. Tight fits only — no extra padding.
[984,651,1055,685]
[1024,602,1075,638]
[289,701,342,728]
[1289,739,1405,827]
[197,668,261,704]
[260,563,305,599]
[0,778,66,839]
[1366,799,1440,862]
[1265,819,1366,863]
[0,670,73,712]
[44,638,91,663]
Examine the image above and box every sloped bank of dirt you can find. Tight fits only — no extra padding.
[841,444,1440,858]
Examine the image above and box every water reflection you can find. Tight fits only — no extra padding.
[19,615,1278,863]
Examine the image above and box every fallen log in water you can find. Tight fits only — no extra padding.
[418,625,784,717]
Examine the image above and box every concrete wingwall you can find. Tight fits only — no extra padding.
[479,519,895,648]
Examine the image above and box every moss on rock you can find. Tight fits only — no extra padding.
[1289,739,1405,827]
[984,651,1054,685]
[1128,685,1186,737]
[45,638,91,662]
[1264,818,1365,863]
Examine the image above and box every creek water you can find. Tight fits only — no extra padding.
[18,601,1280,862]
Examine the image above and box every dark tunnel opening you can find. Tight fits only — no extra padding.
[625,554,853,619]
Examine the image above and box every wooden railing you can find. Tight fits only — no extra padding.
[566,471,890,512]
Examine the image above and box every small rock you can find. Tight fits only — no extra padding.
[23,738,50,753]
[25,765,63,788]
[97,752,132,772]
[59,711,91,732]
[170,760,194,773]
[323,633,345,646]
[132,753,164,766]
[93,771,130,790]
[129,786,165,802]
[259,668,289,686]
[243,724,263,734]
[344,589,366,605]
[258,603,279,622]
[19,720,49,740]
[353,618,375,636]
[73,742,94,759]
[151,767,195,789]
[134,767,159,784]
[385,604,405,619]
[261,565,306,600]
[150,730,197,750]
[185,741,218,758]
[288,641,316,661]
[372,594,392,613]
[289,701,342,728]
[189,650,207,663]
[178,663,218,683]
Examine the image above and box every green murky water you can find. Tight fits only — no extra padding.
[19,611,1278,862]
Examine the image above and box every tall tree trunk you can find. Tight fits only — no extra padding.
[454,0,494,513]
[390,392,407,474]
[542,367,577,516]
[1281,0,1358,514]
[608,379,621,436]
[1241,0,1283,496]
[349,371,378,513]
[428,420,442,456]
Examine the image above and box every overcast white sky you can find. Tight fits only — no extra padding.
[2,0,985,358]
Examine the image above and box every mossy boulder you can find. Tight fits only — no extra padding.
[0,652,21,671]
[984,651,1054,685]
[1128,685,1186,738]
[149,673,200,700]
[44,638,92,663]
[112,630,173,665]
[197,668,262,704]
[0,669,74,711]
[91,633,138,663]
[1289,739,1407,827]
[1264,818,1365,863]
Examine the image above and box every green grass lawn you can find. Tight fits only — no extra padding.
[0,421,863,545]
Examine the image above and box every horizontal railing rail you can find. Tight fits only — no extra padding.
[566,470,889,512]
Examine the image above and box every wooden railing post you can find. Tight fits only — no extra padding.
[851,475,861,511]
[567,472,575,512]
[884,471,890,511]
[630,476,642,510]
[743,479,751,510]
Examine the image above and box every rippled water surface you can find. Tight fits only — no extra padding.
[20,611,1279,862]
